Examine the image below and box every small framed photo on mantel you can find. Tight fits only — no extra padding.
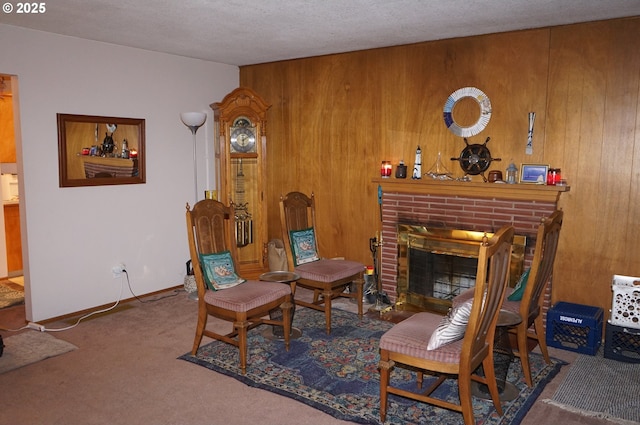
[520,163,548,184]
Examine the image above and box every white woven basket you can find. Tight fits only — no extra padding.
[184,274,197,294]
[610,275,640,329]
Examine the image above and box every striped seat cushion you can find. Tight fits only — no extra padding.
[379,312,463,364]
[295,259,363,283]
[203,280,290,312]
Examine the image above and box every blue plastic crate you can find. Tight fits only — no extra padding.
[546,302,603,355]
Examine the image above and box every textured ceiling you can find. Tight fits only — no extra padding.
[1,0,639,66]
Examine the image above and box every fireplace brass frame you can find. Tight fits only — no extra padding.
[396,224,526,314]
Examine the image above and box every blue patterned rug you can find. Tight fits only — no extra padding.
[179,307,564,424]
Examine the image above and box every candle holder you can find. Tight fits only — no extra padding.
[381,161,392,178]
[395,161,407,178]
[547,168,561,185]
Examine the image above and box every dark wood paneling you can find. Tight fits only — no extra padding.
[240,17,640,315]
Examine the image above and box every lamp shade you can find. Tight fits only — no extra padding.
[180,112,207,128]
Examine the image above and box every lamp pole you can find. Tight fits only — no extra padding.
[180,112,207,204]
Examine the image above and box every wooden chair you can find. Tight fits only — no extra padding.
[279,191,364,334]
[451,210,563,387]
[502,210,563,387]
[186,199,293,375]
[378,225,514,425]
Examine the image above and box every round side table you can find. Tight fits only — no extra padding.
[259,271,302,340]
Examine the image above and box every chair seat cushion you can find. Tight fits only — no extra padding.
[379,312,464,364]
[203,280,290,312]
[295,259,363,282]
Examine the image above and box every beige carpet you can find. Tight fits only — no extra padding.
[0,331,78,374]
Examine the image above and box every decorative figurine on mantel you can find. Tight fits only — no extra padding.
[412,146,422,179]
[101,123,117,156]
[425,152,453,180]
[395,160,407,178]
[506,162,518,184]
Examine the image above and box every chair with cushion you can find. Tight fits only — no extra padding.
[378,225,514,425]
[279,191,364,334]
[452,210,563,387]
[186,199,293,375]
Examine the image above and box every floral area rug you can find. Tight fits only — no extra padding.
[179,307,564,425]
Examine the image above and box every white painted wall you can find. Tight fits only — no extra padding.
[0,25,238,321]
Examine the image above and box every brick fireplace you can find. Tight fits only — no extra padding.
[375,178,569,311]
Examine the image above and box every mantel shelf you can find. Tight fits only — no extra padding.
[372,177,570,203]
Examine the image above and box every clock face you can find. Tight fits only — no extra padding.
[230,117,256,153]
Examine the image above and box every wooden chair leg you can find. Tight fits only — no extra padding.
[191,309,208,355]
[458,374,476,425]
[236,321,249,375]
[379,353,392,423]
[480,354,503,415]
[323,289,333,334]
[355,278,364,317]
[517,323,533,387]
[534,315,551,363]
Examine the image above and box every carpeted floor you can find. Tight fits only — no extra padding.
[181,307,564,425]
[0,280,24,309]
[546,348,640,424]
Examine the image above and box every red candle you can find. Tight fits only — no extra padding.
[547,168,561,185]
[381,161,392,177]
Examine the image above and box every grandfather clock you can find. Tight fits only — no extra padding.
[211,87,270,278]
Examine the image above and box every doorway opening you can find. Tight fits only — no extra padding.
[0,73,26,327]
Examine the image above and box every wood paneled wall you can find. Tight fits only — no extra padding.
[239,17,640,315]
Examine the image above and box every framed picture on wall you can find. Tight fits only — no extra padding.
[57,113,146,187]
[520,163,548,184]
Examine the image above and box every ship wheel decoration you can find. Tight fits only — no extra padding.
[451,137,501,181]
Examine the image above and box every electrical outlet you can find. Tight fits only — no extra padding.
[112,263,126,278]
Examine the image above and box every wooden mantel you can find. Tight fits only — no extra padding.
[373,178,570,203]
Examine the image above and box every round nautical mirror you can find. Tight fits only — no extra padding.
[443,87,492,137]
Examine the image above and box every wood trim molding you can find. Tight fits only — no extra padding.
[373,178,570,203]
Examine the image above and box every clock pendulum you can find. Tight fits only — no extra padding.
[234,158,253,247]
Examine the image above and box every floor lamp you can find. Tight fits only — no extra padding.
[181,112,207,301]
[180,112,207,204]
